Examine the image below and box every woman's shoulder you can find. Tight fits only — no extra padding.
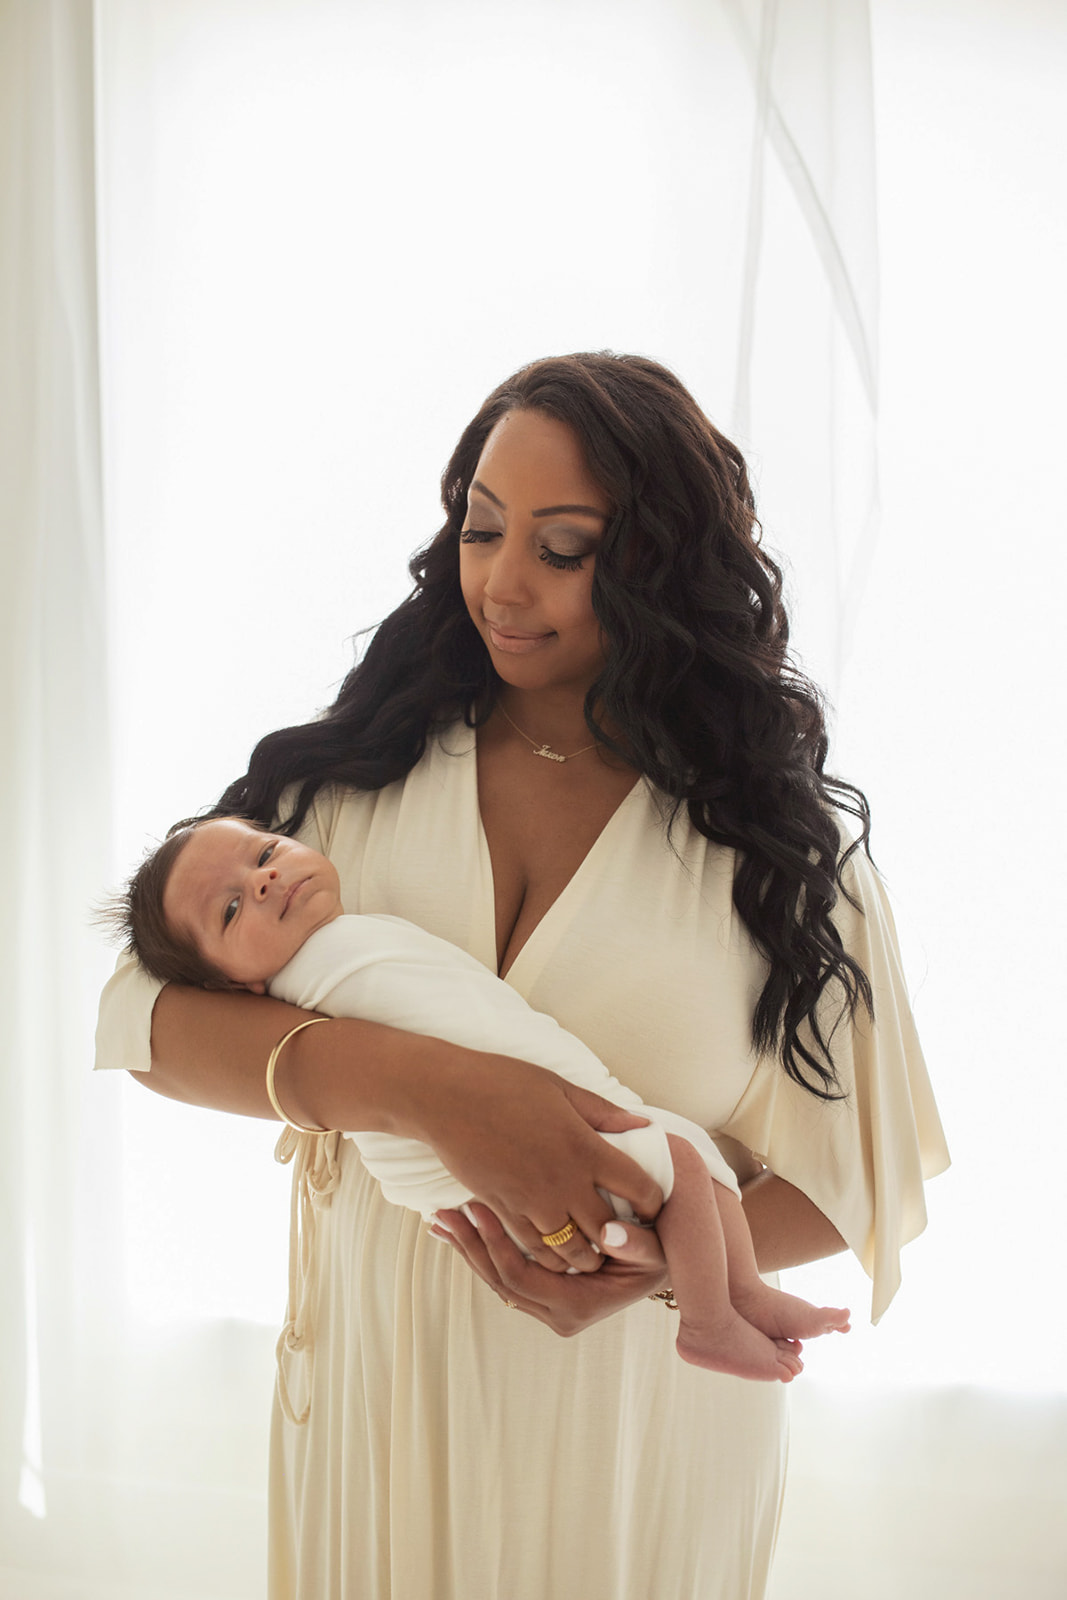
[277,780,380,852]
[829,816,901,948]
[279,723,475,852]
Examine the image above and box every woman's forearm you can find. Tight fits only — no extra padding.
[139,986,664,1232]
[140,982,476,1134]
[741,1169,847,1273]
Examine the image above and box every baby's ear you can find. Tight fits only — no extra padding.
[203,976,267,995]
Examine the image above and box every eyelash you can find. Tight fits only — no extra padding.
[539,549,585,572]
[222,842,276,928]
[459,528,586,572]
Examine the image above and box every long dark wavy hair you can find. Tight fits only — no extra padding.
[216,352,873,1099]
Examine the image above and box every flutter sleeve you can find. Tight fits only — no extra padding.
[94,952,164,1073]
[719,846,950,1322]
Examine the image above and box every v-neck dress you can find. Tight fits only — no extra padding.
[94,725,949,1600]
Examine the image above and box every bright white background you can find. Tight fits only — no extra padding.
[2,0,1065,1596]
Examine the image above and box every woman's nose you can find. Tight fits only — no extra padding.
[254,868,279,899]
[484,542,532,607]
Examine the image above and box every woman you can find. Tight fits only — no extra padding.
[96,352,948,1599]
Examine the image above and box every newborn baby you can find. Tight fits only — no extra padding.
[115,815,849,1381]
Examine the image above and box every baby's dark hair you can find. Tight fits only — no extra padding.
[100,817,245,989]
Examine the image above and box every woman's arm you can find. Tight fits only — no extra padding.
[740,1169,847,1272]
[139,984,664,1260]
[144,982,472,1130]
[712,1132,847,1270]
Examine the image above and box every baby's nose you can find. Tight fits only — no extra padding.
[255,869,279,899]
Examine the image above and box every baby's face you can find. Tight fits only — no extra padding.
[163,818,343,990]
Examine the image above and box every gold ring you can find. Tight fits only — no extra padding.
[540,1219,579,1248]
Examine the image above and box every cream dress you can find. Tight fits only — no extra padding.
[95,725,949,1600]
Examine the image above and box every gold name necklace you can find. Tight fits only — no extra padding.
[498,704,598,763]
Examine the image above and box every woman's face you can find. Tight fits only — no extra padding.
[459,409,611,699]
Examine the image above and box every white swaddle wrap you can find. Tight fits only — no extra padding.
[270,913,739,1213]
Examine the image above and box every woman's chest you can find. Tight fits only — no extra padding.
[317,736,766,1131]
[476,752,641,977]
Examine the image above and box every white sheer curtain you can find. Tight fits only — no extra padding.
[3,10,279,1593]
[3,1,1064,1596]
[0,0,119,1568]
[770,5,1067,1592]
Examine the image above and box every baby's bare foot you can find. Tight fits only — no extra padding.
[732,1280,850,1342]
[675,1308,805,1383]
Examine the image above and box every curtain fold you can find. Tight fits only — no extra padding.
[0,0,129,1582]
[726,0,879,411]
[724,0,881,695]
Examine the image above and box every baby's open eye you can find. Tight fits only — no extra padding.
[223,897,239,927]
[258,843,276,867]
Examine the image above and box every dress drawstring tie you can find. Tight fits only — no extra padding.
[273,1126,344,1425]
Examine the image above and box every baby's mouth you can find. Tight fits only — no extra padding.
[281,878,310,917]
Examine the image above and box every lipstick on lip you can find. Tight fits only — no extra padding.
[486,620,555,653]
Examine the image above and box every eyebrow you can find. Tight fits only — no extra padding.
[469,480,608,522]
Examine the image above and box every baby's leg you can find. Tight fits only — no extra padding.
[659,1136,804,1382]
[660,1136,850,1380]
[712,1174,850,1342]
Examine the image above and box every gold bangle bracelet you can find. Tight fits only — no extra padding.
[265,1016,331,1133]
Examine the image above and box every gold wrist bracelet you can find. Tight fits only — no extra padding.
[265,1016,331,1133]
[647,1289,679,1309]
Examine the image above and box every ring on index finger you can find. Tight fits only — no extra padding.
[540,1219,579,1248]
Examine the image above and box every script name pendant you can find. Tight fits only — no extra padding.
[534,744,567,763]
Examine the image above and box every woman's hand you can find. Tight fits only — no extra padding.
[413,1057,665,1272]
[430,1206,670,1335]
